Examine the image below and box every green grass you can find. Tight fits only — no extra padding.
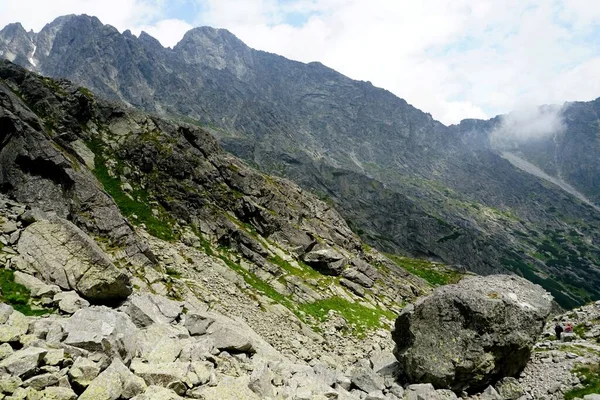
[268,254,321,279]
[298,296,396,335]
[217,250,394,336]
[87,139,177,241]
[565,364,600,400]
[0,269,52,316]
[386,254,463,287]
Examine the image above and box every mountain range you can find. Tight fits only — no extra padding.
[2,14,600,307]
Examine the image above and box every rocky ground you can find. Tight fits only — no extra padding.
[0,61,599,400]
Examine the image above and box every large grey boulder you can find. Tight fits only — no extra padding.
[123,294,182,328]
[392,275,553,393]
[63,307,138,361]
[301,244,347,276]
[17,218,132,302]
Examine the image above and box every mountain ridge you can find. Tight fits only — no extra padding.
[2,15,600,307]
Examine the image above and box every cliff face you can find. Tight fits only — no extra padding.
[2,16,600,307]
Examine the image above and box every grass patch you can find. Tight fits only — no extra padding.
[565,364,600,400]
[268,254,321,279]
[87,139,177,241]
[0,270,52,316]
[298,296,396,336]
[386,254,462,286]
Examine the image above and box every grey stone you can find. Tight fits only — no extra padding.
[495,377,524,400]
[63,307,137,361]
[302,244,347,276]
[393,275,553,393]
[17,218,132,302]
[351,367,385,393]
[54,291,90,314]
[184,313,215,336]
[124,294,182,328]
[68,357,101,389]
[0,346,47,378]
[248,362,274,398]
[79,358,146,400]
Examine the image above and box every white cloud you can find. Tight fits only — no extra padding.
[491,105,566,146]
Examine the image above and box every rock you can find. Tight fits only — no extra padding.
[480,385,503,399]
[350,366,385,393]
[79,358,146,400]
[63,307,137,361]
[0,376,22,394]
[561,332,576,342]
[184,313,215,336]
[43,349,64,366]
[129,360,189,389]
[495,377,524,400]
[0,343,13,360]
[207,324,255,354]
[70,139,95,170]
[340,278,365,297]
[369,351,397,374]
[301,244,347,276]
[133,324,186,363]
[0,303,14,324]
[584,395,600,400]
[248,362,274,398]
[131,385,184,400]
[22,373,59,390]
[13,272,60,298]
[392,275,553,393]
[17,218,132,302]
[0,309,29,343]
[40,386,77,400]
[54,291,90,314]
[68,357,101,389]
[0,220,18,234]
[123,294,182,328]
[0,347,47,378]
[189,376,260,400]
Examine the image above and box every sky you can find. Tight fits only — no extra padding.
[2,0,600,125]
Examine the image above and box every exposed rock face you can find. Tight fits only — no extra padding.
[392,275,553,393]
[3,15,600,308]
[17,218,132,302]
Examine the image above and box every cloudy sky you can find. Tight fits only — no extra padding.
[2,0,600,125]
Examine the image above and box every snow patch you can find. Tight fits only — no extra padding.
[28,44,37,67]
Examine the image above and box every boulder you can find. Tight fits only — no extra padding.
[63,307,137,361]
[392,275,553,393]
[17,218,132,302]
[0,346,47,378]
[13,271,60,298]
[301,244,347,276]
[184,313,215,336]
[123,294,183,328]
[54,291,90,314]
[79,358,146,400]
[494,377,524,400]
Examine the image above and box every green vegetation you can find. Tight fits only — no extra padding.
[217,248,394,336]
[298,296,396,335]
[268,254,321,279]
[565,364,600,400]
[0,269,52,316]
[86,139,177,241]
[387,254,463,286]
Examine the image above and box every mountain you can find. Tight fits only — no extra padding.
[2,15,600,307]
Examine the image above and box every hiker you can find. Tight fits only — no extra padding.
[565,323,573,333]
[555,323,564,340]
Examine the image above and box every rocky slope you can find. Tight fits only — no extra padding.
[2,15,600,307]
[0,59,487,399]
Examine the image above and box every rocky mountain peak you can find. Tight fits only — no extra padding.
[175,26,255,78]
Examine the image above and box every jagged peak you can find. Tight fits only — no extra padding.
[0,22,27,37]
[176,26,247,49]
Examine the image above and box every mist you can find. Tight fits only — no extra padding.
[490,105,566,146]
